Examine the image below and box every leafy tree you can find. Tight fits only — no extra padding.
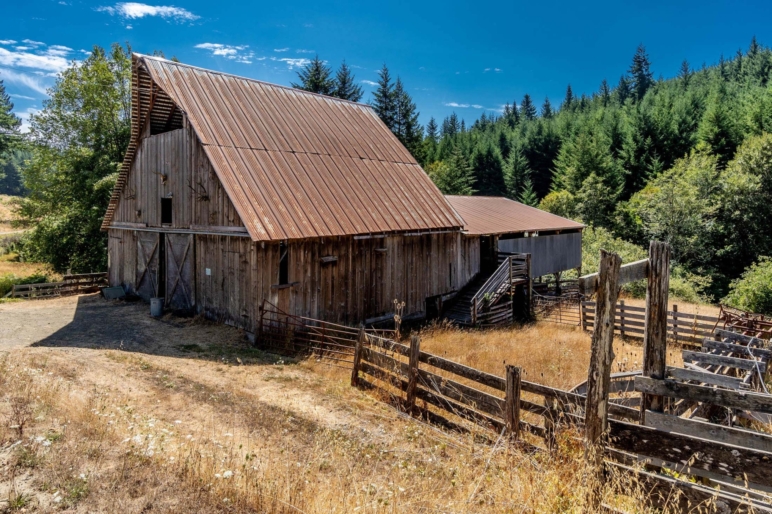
[541,97,553,119]
[575,172,616,228]
[629,44,654,101]
[333,61,363,102]
[520,94,537,121]
[427,148,476,195]
[17,44,131,272]
[539,190,577,220]
[518,177,538,206]
[291,55,334,96]
[723,258,772,314]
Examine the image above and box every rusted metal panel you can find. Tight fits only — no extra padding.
[445,196,584,236]
[103,53,464,240]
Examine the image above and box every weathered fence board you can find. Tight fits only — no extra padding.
[634,376,772,414]
[682,350,767,372]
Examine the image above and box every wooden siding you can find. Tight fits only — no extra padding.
[498,232,581,277]
[192,232,479,330]
[113,122,244,230]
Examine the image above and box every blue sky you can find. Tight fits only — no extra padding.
[3,0,772,131]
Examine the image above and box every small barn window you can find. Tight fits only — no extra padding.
[278,242,289,285]
[161,198,173,224]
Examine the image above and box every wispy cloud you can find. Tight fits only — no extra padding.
[273,47,289,52]
[10,93,36,100]
[96,2,199,22]
[0,68,48,95]
[270,57,311,69]
[0,40,17,45]
[0,44,73,74]
[360,79,378,86]
[22,39,44,47]
[195,43,255,64]
[296,49,314,54]
[443,102,486,109]
[483,67,502,73]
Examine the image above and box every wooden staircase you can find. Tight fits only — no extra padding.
[443,274,490,325]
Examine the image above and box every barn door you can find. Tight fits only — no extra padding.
[136,232,160,301]
[165,233,195,312]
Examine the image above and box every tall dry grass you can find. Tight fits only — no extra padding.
[0,350,695,513]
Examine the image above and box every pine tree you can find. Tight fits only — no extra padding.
[427,148,476,195]
[615,75,631,104]
[628,44,654,101]
[718,54,728,80]
[698,85,739,166]
[599,79,611,106]
[520,94,537,121]
[506,101,520,127]
[471,141,505,195]
[541,97,553,119]
[562,84,574,111]
[371,64,396,131]
[518,177,538,206]
[423,117,439,163]
[678,60,691,89]
[291,55,335,95]
[502,145,532,200]
[333,61,363,102]
[0,80,21,160]
[425,117,438,143]
[393,77,423,160]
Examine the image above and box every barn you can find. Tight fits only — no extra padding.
[103,54,582,331]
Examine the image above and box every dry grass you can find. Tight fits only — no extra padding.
[0,343,696,513]
[0,196,21,233]
[419,321,683,391]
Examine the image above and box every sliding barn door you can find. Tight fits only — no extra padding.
[136,232,160,301]
[165,233,195,312]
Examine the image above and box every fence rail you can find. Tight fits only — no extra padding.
[7,272,107,299]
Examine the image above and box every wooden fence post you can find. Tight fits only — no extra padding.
[640,241,671,424]
[580,301,586,331]
[619,300,625,338]
[584,250,621,449]
[525,254,533,319]
[672,304,678,344]
[256,302,264,347]
[472,297,478,326]
[544,396,558,450]
[351,327,365,387]
[505,365,522,440]
[405,335,421,411]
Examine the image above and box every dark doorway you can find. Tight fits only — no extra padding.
[480,235,498,275]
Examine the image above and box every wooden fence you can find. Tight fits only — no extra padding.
[533,291,583,325]
[581,300,720,345]
[6,272,108,299]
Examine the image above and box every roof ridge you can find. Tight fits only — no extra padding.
[136,53,374,109]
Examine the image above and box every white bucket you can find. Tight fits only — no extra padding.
[150,297,164,317]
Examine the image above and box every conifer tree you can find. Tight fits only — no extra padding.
[599,79,611,106]
[333,61,363,102]
[541,97,553,119]
[503,145,532,200]
[393,77,423,159]
[520,94,537,121]
[0,80,21,160]
[425,117,438,143]
[615,75,631,104]
[518,177,538,206]
[562,84,574,111]
[698,84,739,166]
[372,64,396,131]
[427,148,476,195]
[291,55,335,95]
[423,117,439,163]
[678,60,691,88]
[629,44,654,101]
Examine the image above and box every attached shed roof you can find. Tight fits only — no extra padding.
[103,54,464,241]
[445,196,584,236]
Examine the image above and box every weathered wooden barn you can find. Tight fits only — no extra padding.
[103,54,582,331]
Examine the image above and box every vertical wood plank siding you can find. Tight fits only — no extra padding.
[498,232,581,277]
[113,124,244,229]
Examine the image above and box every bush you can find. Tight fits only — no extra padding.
[0,272,49,297]
[723,257,772,315]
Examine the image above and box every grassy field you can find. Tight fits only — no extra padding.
[0,296,693,513]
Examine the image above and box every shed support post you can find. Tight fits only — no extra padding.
[351,327,365,387]
[505,365,521,440]
[472,297,477,326]
[584,249,621,508]
[525,254,533,320]
[619,300,625,338]
[640,241,671,424]
[405,335,421,411]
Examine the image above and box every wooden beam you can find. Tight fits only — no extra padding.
[577,258,648,295]
[703,339,772,359]
[682,350,767,373]
[715,329,768,347]
[666,365,744,390]
[640,241,671,423]
[643,409,772,453]
[634,376,772,414]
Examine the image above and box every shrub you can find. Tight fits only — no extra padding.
[723,257,772,315]
[0,272,49,297]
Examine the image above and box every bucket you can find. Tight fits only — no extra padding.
[150,297,164,317]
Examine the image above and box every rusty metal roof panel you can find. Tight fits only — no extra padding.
[104,54,464,240]
[445,196,584,236]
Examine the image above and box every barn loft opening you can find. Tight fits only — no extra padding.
[278,242,289,285]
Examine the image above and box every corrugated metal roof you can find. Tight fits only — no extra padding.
[104,54,464,240]
[445,196,584,235]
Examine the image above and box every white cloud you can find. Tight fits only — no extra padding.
[126,24,133,29]
[360,80,378,86]
[494,68,502,72]
[296,49,314,54]
[0,45,72,73]
[18,106,41,133]
[10,94,36,100]
[97,2,200,22]
[195,43,255,64]
[273,47,289,52]
[22,39,44,46]
[444,102,486,109]
[483,67,502,73]
[0,68,48,94]
[483,68,491,72]
[14,46,32,51]
[471,104,483,109]
[0,40,17,45]
[271,57,311,69]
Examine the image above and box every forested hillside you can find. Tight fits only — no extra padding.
[418,39,772,304]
